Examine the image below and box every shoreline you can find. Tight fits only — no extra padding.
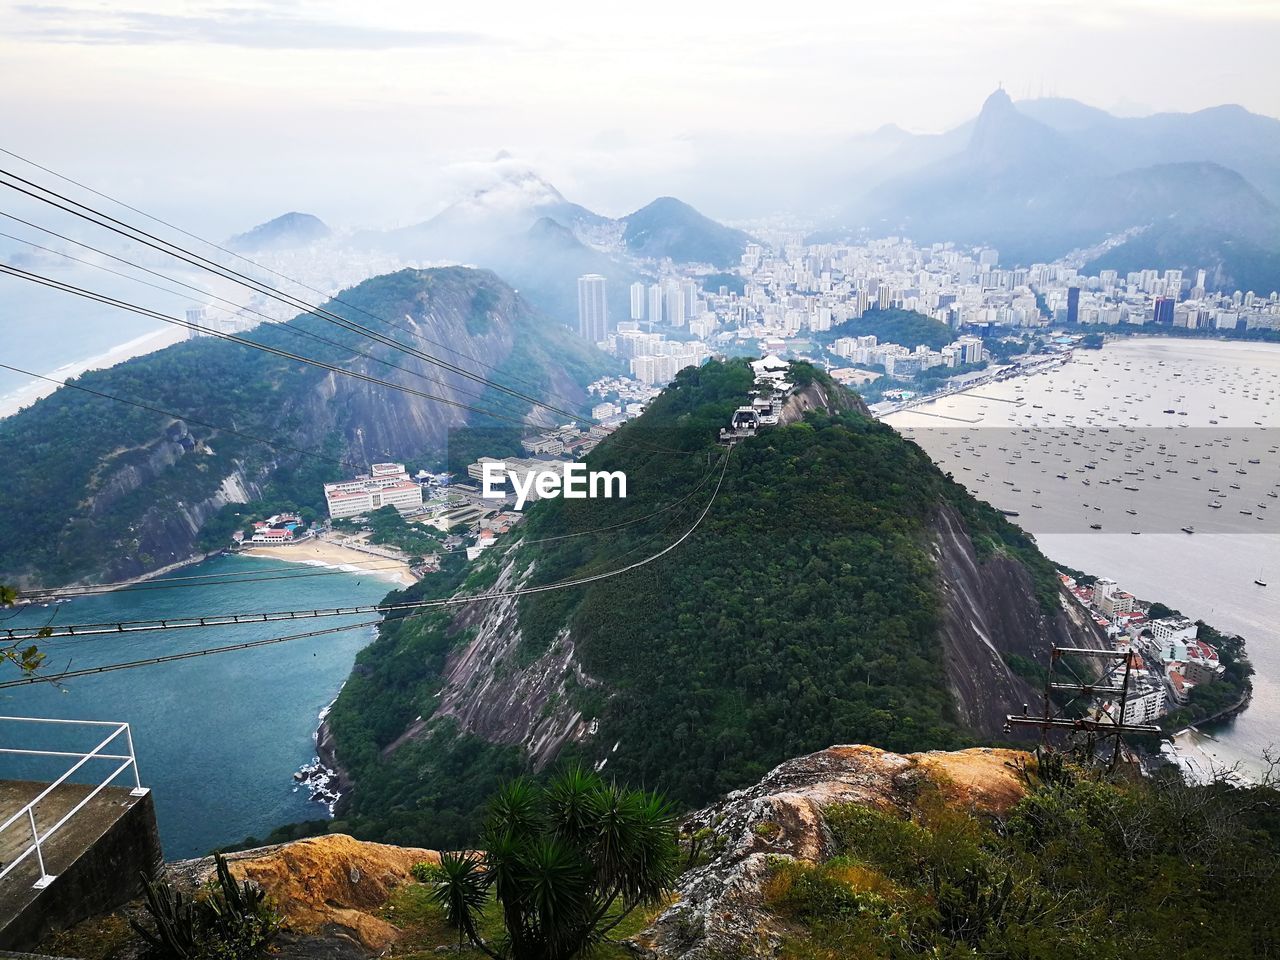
[886,336,1274,780]
[238,538,417,587]
[1163,726,1264,786]
[17,536,415,599]
[872,352,1074,420]
[16,550,219,598]
[0,325,188,420]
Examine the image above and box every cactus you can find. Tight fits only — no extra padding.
[130,853,280,959]
[130,877,204,959]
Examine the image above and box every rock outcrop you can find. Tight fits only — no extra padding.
[632,745,1028,960]
[168,834,440,954]
[778,377,869,424]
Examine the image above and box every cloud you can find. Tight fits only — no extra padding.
[11,5,493,50]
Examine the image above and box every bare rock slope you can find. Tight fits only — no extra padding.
[633,744,1028,959]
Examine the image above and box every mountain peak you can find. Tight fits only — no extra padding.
[228,211,329,253]
[980,86,1015,115]
[621,197,752,267]
[526,215,584,249]
[966,86,1075,174]
[638,196,692,213]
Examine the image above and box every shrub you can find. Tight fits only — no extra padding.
[428,768,679,960]
[411,860,445,884]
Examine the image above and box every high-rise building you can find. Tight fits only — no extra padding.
[630,282,646,321]
[647,283,664,326]
[185,306,208,340]
[680,280,699,318]
[1153,296,1175,325]
[665,281,686,327]
[955,336,985,365]
[1066,286,1080,325]
[577,274,608,342]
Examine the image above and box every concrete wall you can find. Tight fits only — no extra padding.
[0,788,162,952]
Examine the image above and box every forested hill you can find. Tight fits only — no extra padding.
[323,359,1105,848]
[814,306,956,351]
[0,267,609,587]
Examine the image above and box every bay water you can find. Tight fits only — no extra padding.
[888,338,1280,774]
[0,555,391,858]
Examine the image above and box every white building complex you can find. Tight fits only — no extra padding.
[324,462,423,520]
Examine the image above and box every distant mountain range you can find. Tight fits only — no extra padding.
[372,162,610,261]
[220,158,748,329]
[831,89,1280,291]
[364,160,753,270]
[228,94,1280,303]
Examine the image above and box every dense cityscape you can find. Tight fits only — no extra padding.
[574,236,1280,413]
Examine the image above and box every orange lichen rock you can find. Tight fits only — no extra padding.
[191,834,441,951]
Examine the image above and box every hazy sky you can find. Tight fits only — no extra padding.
[3,0,1279,229]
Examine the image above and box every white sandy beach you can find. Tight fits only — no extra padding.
[0,326,189,419]
[239,539,417,587]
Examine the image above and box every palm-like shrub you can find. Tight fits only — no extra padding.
[430,768,678,960]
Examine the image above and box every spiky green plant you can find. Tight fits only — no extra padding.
[130,853,280,959]
[132,877,204,960]
[429,769,678,960]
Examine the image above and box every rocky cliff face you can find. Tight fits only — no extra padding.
[930,504,1108,737]
[777,377,869,424]
[632,744,1029,959]
[380,557,601,770]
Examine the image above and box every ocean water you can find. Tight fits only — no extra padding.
[0,555,391,858]
[887,338,1280,774]
[0,268,168,396]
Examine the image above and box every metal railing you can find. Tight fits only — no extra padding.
[0,716,148,889]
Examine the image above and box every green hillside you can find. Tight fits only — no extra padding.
[1086,224,1280,295]
[0,267,607,586]
[326,360,1059,847]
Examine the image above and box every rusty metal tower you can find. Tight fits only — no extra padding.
[1005,644,1161,770]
